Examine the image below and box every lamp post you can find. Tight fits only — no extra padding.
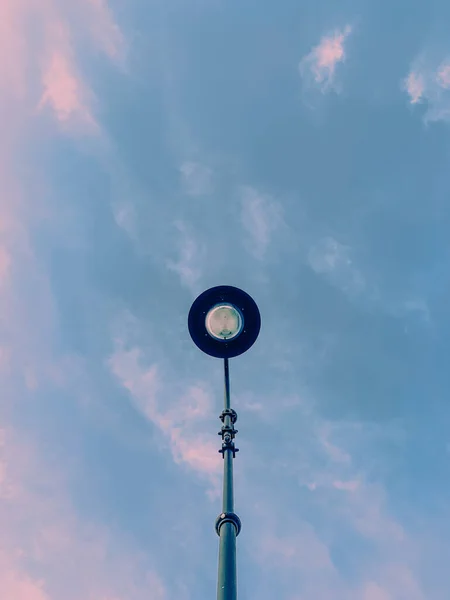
[188,286,261,600]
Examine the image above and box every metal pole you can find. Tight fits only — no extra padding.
[216,357,241,600]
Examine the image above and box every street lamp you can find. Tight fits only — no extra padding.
[188,285,261,600]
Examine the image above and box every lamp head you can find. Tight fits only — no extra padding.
[188,286,261,359]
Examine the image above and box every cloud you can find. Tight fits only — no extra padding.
[404,71,425,104]
[360,565,424,600]
[0,0,124,133]
[404,57,450,123]
[259,526,336,573]
[0,2,446,599]
[37,0,124,132]
[240,186,283,260]
[308,236,365,296]
[38,33,98,131]
[0,247,11,282]
[108,337,221,488]
[0,2,28,101]
[179,161,213,197]
[0,0,123,401]
[0,0,131,424]
[311,423,407,547]
[318,424,352,464]
[300,25,352,92]
[237,397,430,600]
[304,233,431,323]
[437,62,450,89]
[112,200,137,239]
[362,582,391,600]
[84,0,125,62]
[0,428,167,600]
[166,220,205,293]
[0,561,50,600]
[0,3,172,599]
[314,421,407,544]
[401,297,431,326]
[333,479,360,492]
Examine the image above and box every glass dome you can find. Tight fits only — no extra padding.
[205,303,244,341]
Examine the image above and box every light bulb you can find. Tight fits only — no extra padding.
[205,303,244,341]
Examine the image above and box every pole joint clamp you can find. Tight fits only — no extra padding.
[220,408,237,424]
[218,408,239,457]
[215,512,241,536]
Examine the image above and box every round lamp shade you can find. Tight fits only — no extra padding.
[188,286,261,358]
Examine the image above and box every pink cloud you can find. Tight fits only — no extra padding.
[0,558,50,600]
[0,168,64,398]
[404,57,450,122]
[84,0,125,62]
[0,428,167,600]
[108,340,221,485]
[0,0,126,357]
[0,348,10,376]
[0,247,11,282]
[333,479,360,492]
[363,582,392,600]
[38,46,97,130]
[360,565,424,600]
[36,14,101,132]
[320,443,406,544]
[168,429,222,474]
[300,26,352,90]
[247,418,429,600]
[0,0,124,133]
[0,3,142,594]
[437,62,450,89]
[0,2,28,101]
[349,488,405,544]
[404,71,425,104]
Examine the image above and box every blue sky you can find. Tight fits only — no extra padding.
[1,0,450,598]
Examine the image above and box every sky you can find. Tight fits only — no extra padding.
[1,0,450,599]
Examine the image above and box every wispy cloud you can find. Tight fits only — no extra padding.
[0,0,114,406]
[404,71,425,104]
[0,6,139,593]
[179,161,213,197]
[333,479,360,492]
[108,336,221,490]
[166,220,205,293]
[362,582,391,600]
[243,411,425,600]
[0,2,28,101]
[0,1,447,599]
[112,200,137,239]
[437,62,450,89]
[0,247,11,282]
[300,26,352,92]
[0,428,167,600]
[404,56,450,122]
[308,236,365,296]
[240,186,283,260]
[84,0,125,62]
[259,526,336,573]
[38,32,98,131]
[36,0,124,132]
[1,0,124,133]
